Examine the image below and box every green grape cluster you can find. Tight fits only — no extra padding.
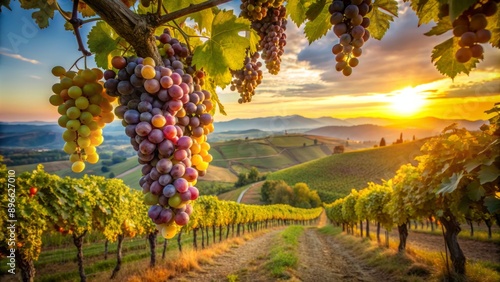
[450,0,498,63]
[329,0,373,76]
[49,66,115,173]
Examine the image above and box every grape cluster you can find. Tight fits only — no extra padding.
[230,51,263,104]
[451,0,497,63]
[49,66,115,173]
[251,5,287,75]
[104,29,214,239]
[240,0,284,21]
[329,0,373,76]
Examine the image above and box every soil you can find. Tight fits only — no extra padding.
[389,229,500,263]
[171,229,280,282]
[171,217,499,281]
[296,228,384,282]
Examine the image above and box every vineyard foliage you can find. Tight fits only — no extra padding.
[325,104,500,274]
[0,163,321,271]
[267,139,426,202]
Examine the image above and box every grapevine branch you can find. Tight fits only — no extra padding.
[157,0,232,26]
[68,0,91,56]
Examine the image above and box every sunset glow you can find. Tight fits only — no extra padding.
[390,87,426,116]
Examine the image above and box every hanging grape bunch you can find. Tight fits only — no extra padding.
[230,50,263,104]
[252,5,287,75]
[49,66,115,173]
[103,29,214,239]
[240,0,285,21]
[329,0,373,76]
[450,0,497,63]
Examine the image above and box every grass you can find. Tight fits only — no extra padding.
[287,145,329,163]
[268,135,314,148]
[236,154,295,171]
[411,226,500,244]
[218,141,278,159]
[319,225,500,282]
[265,226,304,278]
[267,140,426,202]
[217,184,251,202]
[118,168,143,190]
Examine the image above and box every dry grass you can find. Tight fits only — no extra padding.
[124,230,268,282]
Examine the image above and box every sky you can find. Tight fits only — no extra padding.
[0,1,499,123]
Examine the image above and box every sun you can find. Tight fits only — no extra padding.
[390,87,426,116]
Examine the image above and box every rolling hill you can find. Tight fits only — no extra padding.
[266,139,427,203]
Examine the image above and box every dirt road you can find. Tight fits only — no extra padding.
[173,230,280,282]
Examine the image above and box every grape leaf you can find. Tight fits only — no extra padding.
[486,4,500,48]
[305,0,326,22]
[249,29,260,54]
[431,37,478,79]
[478,164,500,185]
[410,0,439,26]
[205,76,226,116]
[304,2,331,44]
[192,10,252,88]
[466,180,484,201]
[424,17,452,36]
[190,8,215,33]
[78,2,96,17]
[366,0,398,40]
[484,195,500,214]
[19,0,56,29]
[0,0,11,12]
[287,0,311,27]
[161,0,214,32]
[449,0,476,22]
[88,21,120,69]
[437,171,463,194]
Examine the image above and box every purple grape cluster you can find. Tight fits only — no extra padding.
[103,29,215,237]
[230,51,263,104]
[251,5,287,75]
[240,0,284,21]
[329,0,373,76]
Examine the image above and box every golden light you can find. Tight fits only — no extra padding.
[390,87,426,116]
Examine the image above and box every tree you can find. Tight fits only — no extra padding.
[247,167,259,183]
[379,137,386,147]
[271,182,294,205]
[261,180,283,204]
[314,139,318,145]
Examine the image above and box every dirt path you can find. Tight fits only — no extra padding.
[296,228,383,282]
[173,229,281,282]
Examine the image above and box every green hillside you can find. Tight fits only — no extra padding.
[267,139,427,203]
[208,134,368,173]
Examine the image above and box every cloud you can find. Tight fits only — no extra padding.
[0,49,40,64]
[432,77,500,99]
[29,75,41,80]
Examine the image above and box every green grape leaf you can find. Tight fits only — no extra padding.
[287,0,311,27]
[305,0,326,22]
[0,0,11,12]
[424,18,452,36]
[484,195,500,214]
[437,171,463,194]
[31,4,56,29]
[64,21,74,31]
[304,2,331,44]
[466,180,484,201]
[410,0,439,26]
[486,4,500,48]
[190,8,215,33]
[88,21,120,69]
[366,0,398,40]
[431,37,478,79]
[192,10,252,88]
[449,0,476,22]
[478,164,500,185]
[249,29,260,54]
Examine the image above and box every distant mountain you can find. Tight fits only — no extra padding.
[214,115,325,132]
[0,115,486,148]
[215,115,486,133]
